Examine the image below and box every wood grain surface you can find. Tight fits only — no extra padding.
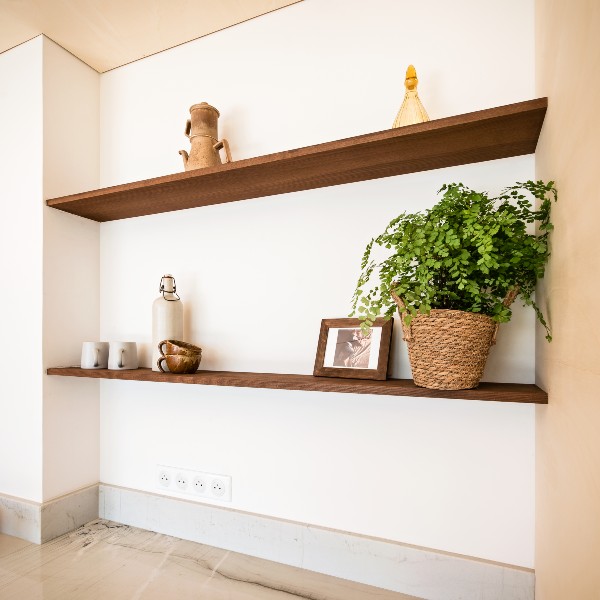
[47,367,548,404]
[46,98,548,222]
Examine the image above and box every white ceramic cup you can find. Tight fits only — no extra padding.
[108,342,139,370]
[81,342,109,369]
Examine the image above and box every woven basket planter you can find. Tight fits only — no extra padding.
[391,292,511,390]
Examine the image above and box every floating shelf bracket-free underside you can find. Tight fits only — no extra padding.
[46,98,548,222]
[46,367,548,404]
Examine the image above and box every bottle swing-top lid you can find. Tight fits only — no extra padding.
[159,274,180,300]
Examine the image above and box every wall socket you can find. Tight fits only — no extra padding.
[156,464,232,502]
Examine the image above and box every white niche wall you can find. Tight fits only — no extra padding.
[98,0,536,567]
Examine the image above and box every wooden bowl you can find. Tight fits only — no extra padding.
[157,353,201,374]
[158,339,202,358]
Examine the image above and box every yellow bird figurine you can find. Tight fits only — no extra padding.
[393,65,430,128]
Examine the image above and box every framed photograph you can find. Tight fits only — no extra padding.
[313,318,393,380]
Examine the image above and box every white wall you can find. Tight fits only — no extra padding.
[0,37,44,502]
[99,0,536,566]
[0,37,101,504]
[42,37,101,500]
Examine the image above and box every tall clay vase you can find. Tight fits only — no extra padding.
[179,102,232,170]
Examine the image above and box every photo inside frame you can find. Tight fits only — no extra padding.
[323,327,382,369]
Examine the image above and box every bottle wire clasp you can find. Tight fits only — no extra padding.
[159,275,181,301]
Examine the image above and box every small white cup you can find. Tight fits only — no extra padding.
[108,342,139,370]
[81,342,109,369]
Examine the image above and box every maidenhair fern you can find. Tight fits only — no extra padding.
[351,181,557,340]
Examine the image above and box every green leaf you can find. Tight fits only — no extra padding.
[350,179,557,341]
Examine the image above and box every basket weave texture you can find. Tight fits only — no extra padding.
[393,297,499,390]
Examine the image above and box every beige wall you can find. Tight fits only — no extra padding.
[535,1,600,598]
[42,37,101,501]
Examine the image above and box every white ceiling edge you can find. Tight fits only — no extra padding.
[0,0,302,73]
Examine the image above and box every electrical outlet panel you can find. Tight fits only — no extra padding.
[156,464,232,502]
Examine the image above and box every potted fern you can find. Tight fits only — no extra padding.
[351,180,557,390]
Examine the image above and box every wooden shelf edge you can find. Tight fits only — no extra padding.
[46,367,548,404]
[46,98,548,222]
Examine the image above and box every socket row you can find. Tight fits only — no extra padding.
[156,464,232,502]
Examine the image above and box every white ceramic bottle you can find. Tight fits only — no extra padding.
[152,274,184,372]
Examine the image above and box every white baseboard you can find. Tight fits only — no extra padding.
[0,484,98,544]
[99,484,534,600]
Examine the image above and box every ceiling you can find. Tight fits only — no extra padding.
[0,0,301,73]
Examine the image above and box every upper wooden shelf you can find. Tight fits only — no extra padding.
[46,367,548,404]
[47,98,547,222]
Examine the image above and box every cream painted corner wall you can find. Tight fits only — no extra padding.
[99,0,536,566]
[535,1,600,598]
[0,36,100,505]
[42,37,101,500]
[0,38,44,501]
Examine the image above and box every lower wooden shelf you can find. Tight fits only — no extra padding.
[46,367,548,404]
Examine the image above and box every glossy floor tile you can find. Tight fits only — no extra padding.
[0,520,420,599]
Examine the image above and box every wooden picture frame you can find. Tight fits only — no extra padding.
[313,318,393,380]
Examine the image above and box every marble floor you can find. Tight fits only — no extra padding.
[0,520,420,599]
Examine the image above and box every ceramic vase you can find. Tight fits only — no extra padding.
[152,275,183,372]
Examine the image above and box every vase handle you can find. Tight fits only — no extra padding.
[213,138,232,164]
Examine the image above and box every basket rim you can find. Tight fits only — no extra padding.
[407,308,496,321]
[397,306,500,347]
